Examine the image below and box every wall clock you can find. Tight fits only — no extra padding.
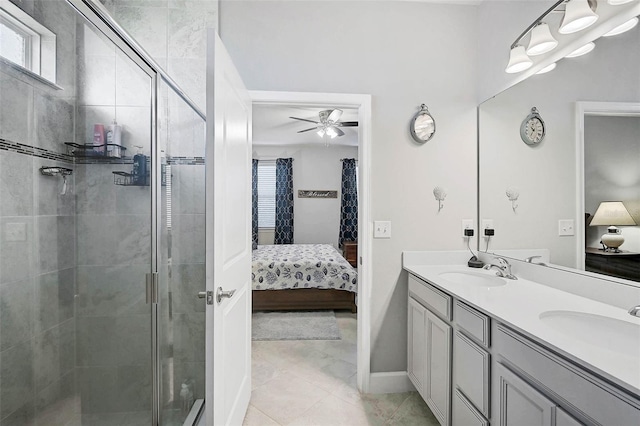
[410,104,436,144]
[520,107,545,146]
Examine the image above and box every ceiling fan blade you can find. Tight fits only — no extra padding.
[327,109,343,122]
[333,127,345,137]
[290,116,320,124]
[337,121,358,127]
[297,127,318,133]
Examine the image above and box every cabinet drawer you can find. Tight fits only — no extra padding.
[453,389,488,426]
[454,332,490,418]
[495,323,640,426]
[454,300,490,347]
[408,274,452,320]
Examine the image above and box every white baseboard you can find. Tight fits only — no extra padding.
[367,371,416,394]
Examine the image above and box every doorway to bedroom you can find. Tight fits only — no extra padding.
[247,91,372,422]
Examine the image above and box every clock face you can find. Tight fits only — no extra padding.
[520,109,545,145]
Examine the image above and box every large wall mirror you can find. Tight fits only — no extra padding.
[478,13,640,283]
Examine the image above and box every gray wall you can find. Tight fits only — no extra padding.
[0,1,78,424]
[253,144,358,248]
[220,0,479,373]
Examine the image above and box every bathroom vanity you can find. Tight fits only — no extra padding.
[404,251,640,426]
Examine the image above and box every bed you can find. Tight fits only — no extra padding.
[252,244,358,312]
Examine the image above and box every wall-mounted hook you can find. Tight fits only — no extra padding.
[40,167,73,195]
[433,186,447,212]
[506,188,519,212]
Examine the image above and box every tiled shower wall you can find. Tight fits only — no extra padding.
[0,1,78,424]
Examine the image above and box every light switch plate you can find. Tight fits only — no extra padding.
[374,221,391,238]
[558,219,575,236]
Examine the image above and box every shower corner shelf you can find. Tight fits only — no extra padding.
[65,142,127,159]
[112,171,149,186]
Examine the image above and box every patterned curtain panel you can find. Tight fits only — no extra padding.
[252,159,258,250]
[339,158,358,248]
[274,158,294,244]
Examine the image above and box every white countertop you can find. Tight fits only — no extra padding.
[403,263,640,396]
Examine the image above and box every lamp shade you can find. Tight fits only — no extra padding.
[566,42,595,58]
[608,0,634,5]
[505,45,533,73]
[527,23,558,55]
[536,63,557,74]
[559,0,599,34]
[603,17,639,37]
[589,201,637,226]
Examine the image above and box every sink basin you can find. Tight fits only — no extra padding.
[539,310,640,358]
[438,271,506,287]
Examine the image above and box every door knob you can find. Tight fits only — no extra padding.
[216,287,236,304]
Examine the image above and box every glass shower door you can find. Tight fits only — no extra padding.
[157,78,206,425]
[73,12,155,424]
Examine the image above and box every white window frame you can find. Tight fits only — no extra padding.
[0,0,57,84]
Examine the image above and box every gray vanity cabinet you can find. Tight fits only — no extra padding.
[408,274,452,426]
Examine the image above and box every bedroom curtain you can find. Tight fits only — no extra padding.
[252,159,258,249]
[339,158,358,248]
[274,158,294,244]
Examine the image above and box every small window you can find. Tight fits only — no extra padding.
[257,161,276,228]
[0,2,57,84]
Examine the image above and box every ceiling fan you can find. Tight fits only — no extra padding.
[290,109,358,138]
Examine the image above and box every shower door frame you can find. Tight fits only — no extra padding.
[65,0,206,424]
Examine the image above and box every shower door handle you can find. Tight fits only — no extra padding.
[216,287,236,304]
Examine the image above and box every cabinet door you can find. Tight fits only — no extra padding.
[408,297,427,397]
[425,310,452,426]
[497,363,554,426]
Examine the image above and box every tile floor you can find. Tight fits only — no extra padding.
[243,311,439,426]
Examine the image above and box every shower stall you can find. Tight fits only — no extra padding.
[0,0,206,424]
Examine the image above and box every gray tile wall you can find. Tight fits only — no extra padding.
[0,1,79,425]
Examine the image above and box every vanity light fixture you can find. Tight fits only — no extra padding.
[559,0,599,34]
[603,16,639,36]
[608,0,635,5]
[506,45,533,73]
[565,41,596,57]
[527,23,558,55]
[536,62,557,74]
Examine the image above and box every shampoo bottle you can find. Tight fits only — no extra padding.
[133,146,147,186]
[106,119,122,158]
[93,124,105,154]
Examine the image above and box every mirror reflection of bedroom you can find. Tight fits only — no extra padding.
[251,104,360,392]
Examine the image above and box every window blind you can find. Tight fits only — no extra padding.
[257,161,276,228]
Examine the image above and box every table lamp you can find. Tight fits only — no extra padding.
[589,201,637,252]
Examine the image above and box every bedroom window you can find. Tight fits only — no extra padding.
[257,161,276,228]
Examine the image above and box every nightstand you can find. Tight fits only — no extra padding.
[585,247,640,282]
[342,241,358,268]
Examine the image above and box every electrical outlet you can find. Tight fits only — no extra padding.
[481,219,494,231]
[558,219,575,236]
[374,221,391,238]
[461,219,474,237]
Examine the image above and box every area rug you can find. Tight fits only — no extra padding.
[252,310,342,341]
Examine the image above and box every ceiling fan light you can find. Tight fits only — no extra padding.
[608,0,634,4]
[566,41,595,58]
[326,127,338,138]
[559,0,598,34]
[536,63,557,74]
[603,17,639,36]
[505,45,533,73]
[526,23,558,56]
[317,129,325,137]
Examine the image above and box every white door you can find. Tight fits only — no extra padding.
[205,29,252,426]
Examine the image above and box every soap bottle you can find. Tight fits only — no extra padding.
[106,119,122,158]
[93,124,105,154]
[133,146,147,186]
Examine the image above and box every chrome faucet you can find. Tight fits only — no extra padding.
[524,255,546,266]
[483,256,518,280]
[629,305,640,318]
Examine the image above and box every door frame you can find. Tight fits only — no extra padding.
[574,101,640,270]
[249,90,373,392]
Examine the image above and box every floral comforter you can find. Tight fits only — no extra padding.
[252,244,357,293]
